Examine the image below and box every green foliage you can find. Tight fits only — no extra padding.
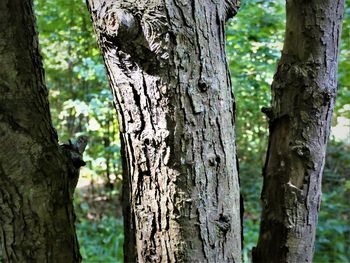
[35,0,121,184]
[227,0,285,260]
[315,142,350,262]
[35,0,124,261]
[337,3,350,119]
[75,188,124,262]
[77,216,124,262]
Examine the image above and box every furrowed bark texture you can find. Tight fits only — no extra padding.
[253,1,345,262]
[0,0,81,262]
[86,0,242,262]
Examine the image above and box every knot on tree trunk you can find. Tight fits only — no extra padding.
[225,0,240,20]
[90,1,170,74]
[60,135,88,197]
[104,8,140,42]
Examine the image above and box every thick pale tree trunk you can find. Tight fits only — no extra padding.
[0,0,82,262]
[253,0,345,262]
[87,0,242,262]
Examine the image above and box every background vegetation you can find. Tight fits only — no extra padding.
[35,0,350,262]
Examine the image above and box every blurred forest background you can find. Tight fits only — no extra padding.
[34,0,349,262]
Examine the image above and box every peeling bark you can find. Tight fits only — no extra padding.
[253,1,345,262]
[86,0,242,262]
[0,0,81,262]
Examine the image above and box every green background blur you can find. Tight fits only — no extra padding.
[34,0,350,262]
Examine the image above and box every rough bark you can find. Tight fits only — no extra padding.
[0,0,82,262]
[253,1,345,262]
[86,0,242,262]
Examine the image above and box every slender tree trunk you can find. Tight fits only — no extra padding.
[253,1,345,262]
[0,0,81,261]
[87,0,242,262]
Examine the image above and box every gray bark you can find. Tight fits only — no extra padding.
[253,0,345,262]
[86,0,242,262]
[0,0,82,262]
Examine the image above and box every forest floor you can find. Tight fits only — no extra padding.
[76,177,123,220]
[74,177,124,262]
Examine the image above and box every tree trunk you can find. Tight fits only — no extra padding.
[253,1,345,262]
[86,0,242,262]
[0,0,81,262]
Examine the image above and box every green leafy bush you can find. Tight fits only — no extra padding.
[77,216,124,262]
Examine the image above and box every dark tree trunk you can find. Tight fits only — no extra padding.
[0,0,81,262]
[253,1,345,262]
[86,0,242,262]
